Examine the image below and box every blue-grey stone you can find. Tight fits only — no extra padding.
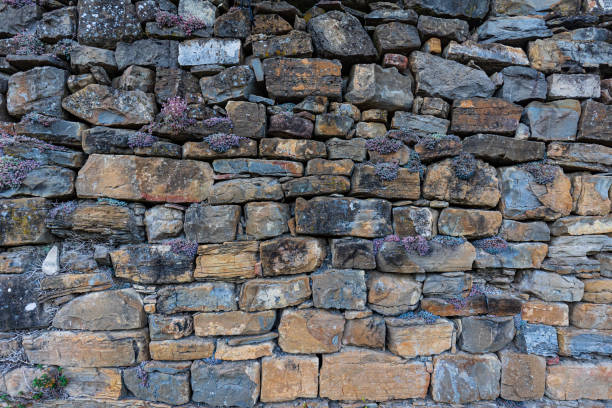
[312,269,367,310]
[515,322,558,356]
[191,360,260,408]
[157,282,236,313]
[123,361,190,405]
[498,66,547,103]
[477,16,552,44]
[459,316,515,353]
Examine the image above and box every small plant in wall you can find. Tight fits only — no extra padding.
[472,235,510,254]
[0,366,69,407]
[155,10,208,36]
[0,156,40,191]
[451,152,477,180]
[365,136,403,155]
[398,310,441,324]
[373,160,399,181]
[159,96,196,133]
[167,238,198,259]
[203,133,246,153]
[416,133,460,150]
[519,160,557,185]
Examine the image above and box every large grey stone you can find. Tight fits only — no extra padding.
[497,66,547,103]
[77,0,142,48]
[115,39,179,71]
[417,15,469,42]
[0,3,40,37]
[312,269,367,310]
[519,270,584,302]
[0,166,75,199]
[199,65,255,104]
[462,134,545,164]
[157,282,236,313]
[191,361,260,408]
[408,0,490,19]
[7,67,68,118]
[178,38,241,67]
[477,16,552,44]
[515,322,558,356]
[0,273,52,331]
[409,51,495,100]
[184,204,240,243]
[547,74,600,99]
[373,22,421,55]
[345,64,413,112]
[524,99,581,141]
[391,111,449,137]
[443,41,530,74]
[459,316,515,353]
[124,361,190,405]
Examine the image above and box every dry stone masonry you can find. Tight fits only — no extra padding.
[0,0,612,406]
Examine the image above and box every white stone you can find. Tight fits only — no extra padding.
[41,245,59,276]
[178,39,242,67]
[178,0,216,24]
[547,74,601,100]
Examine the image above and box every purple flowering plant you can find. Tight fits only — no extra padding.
[155,11,207,36]
[203,133,246,153]
[365,136,403,155]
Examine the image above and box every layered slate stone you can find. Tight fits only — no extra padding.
[432,353,501,404]
[519,270,584,302]
[45,200,145,243]
[62,367,123,400]
[0,198,53,246]
[184,204,240,243]
[331,238,376,270]
[213,158,303,177]
[62,85,156,127]
[408,0,490,20]
[409,51,496,100]
[528,38,612,74]
[194,310,276,336]
[0,274,53,330]
[386,317,454,358]
[462,134,545,164]
[423,158,501,208]
[499,165,572,221]
[345,64,413,112]
[239,276,311,312]
[259,138,326,161]
[226,101,267,139]
[450,98,522,135]
[82,127,180,157]
[307,11,377,65]
[499,351,546,401]
[246,205,289,236]
[52,288,145,330]
[477,16,552,44]
[7,67,68,118]
[157,282,236,313]
[350,164,420,200]
[110,244,194,283]
[260,356,318,402]
[474,242,548,269]
[547,142,612,172]
[557,327,612,357]
[194,241,258,280]
[376,240,476,273]
[459,316,515,353]
[319,348,429,401]
[260,236,326,277]
[76,154,213,203]
[577,99,612,145]
[178,38,241,67]
[123,362,190,405]
[390,111,450,138]
[444,41,530,73]
[343,316,386,348]
[497,66,547,103]
[38,272,113,302]
[278,308,345,354]
[524,99,581,141]
[263,58,342,101]
[191,361,260,408]
[522,300,569,326]
[546,361,612,400]
[208,177,284,204]
[77,0,142,48]
[295,197,393,238]
[199,65,256,104]
[311,269,367,310]
[115,40,179,71]
[149,314,193,340]
[252,30,313,59]
[268,113,314,139]
[571,303,612,329]
[22,330,149,367]
[438,208,502,238]
[282,175,351,197]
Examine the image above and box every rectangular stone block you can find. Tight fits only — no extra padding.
[350,164,420,200]
[195,241,259,280]
[260,356,319,402]
[319,348,429,401]
[386,317,454,358]
[239,276,311,312]
[295,197,393,238]
[178,38,241,66]
[110,244,194,284]
[76,154,214,203]
[212,158,303,177]
[191,360,260,407]
[521,300,568,326]
[578,99,612,145]
[194,310,276,336]
[149,337,214,361]
[546,361,612,400]
[63,368,123,400]
[451,98,522,135]
[157,282,236,314]
[0,198,53,246]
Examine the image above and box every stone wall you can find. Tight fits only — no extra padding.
[0,0,611,406]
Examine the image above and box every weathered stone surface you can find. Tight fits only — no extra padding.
[239,276,311,312]
[77,154,213,203]
[62,85,155,127]
[459,316,515,353]
[387,317,454,358]
[528,38,612,74]
[423,158,501,208]
[367,272,421,315]
[557,327,612,357]
[350,164,420,200]
[0,166,75,199]
[548,142,612,173]
[244,202,290,239]
[209,177,284,204]
[578,99,612,145]
[444,41,530,73]
[111,244,193,283]
[194,241,258,280]
[77,0,142,48]
[260,138,325,161]
[478,16,552,44]
[143,205,183,242]
[82,127,180,158]
[39,272,113,302]
[149,314,193,340]
[0,273,52,330]
[115,39,179,72]
[451,98,522,135]
[522,300,569,326]
[124,362,190,405]
[500,220,550,242]
[417,15,469,42]
[409,51,495,100]
[515,322,559,356]
[376,240,476,273]
[423,273,472,296]
[215,338,274,361]
[307,11,376,65]
[224,101,266,139]
[492,0,579,15]
[295,196,392,238]
[177,38,241,67]
[474,242,548,269]
[62,367,123,400]
[53,288,145,330]
[0,246,45,275]
[268,113,313,139]
[548,74,600,100]
[191,360,260,408]
[260,236,326,277]
[278,308,344,354]
[548,234,612,257]
[499,351,546,401]
[7,67,67,118]
[438,208,502,238]
[393,206,438,238]
[499,166,572,221]
[342,316,385,348]
[23,329,149,367]
[519,270,584,302]
[432,353,501,404]
[261,356,318,402]
[46,200,145,243]
[326,137,366,161]
[546,361,612,400]
[214,158,303,177]
[183,138,258,159]
[312,269,366,310]
[524,99,581,141]
[551,215,612,236]
[390,111,450,138]
[0,3,40,37]
[497,66,547,103]
[199,65,255,104]
[331,238,375,270]
[373,22,420,55]
[252,30,313,59]
[571,303,612,329]
[314,113,353,138]
[282,175,350,197]
[365,8,418,25]
[150,337,214,361]
[194,310,276,336]
[0,198,52,246]
[263,58,342,101]
[583,278,612,303]
[319,348,429,401]
[157,282,236,313]
[69,45,117,74]
[463,134,545,164]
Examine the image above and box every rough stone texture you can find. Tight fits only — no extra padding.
[77,0,142,48]
[263,58,342,101]
[191,361,260,408]
[239,276,311,312]
[311,269,367,310]
[342,316,385,348]
[319,348,429,401]
[571,303,612,329]
[524,99,581,141]
[458,316,515,353]
[260,236,325,277]
[500,351,546,401]
[497,66,547,103]
[351,164,420,200]
[123,362,190,405]
[386,318,454,358]
[194,241,259,280]
[515,322,559,356]
[578,99,612,145]
[184,204,239,243]
[345,64,413,112]
[178,38,241,67]
[199,66,256,104]
[157,282,236,313]
[444,41,530,74]
[367,272,421,315]
[260,356,318,402]
[278,308,344,354]
[451,98,522,135]
[522,301,569,326]
[546,361,612,400]
[431,353,501,404]
[0,198,52,246]
[194,310,276,337]
[7,67,68,118]
[110,244,194,283]
[438,208,502,238]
